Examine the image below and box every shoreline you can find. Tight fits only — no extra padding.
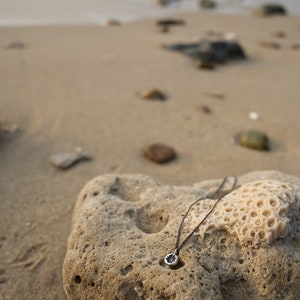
[1,0,300,27]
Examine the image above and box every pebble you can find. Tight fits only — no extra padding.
[273,31,286,38]
[156,19,185,27]
[290,44,300,50]
[144,143,176,163]
[254,4,287,17]
[260,41,281,50]
[248,111,260,120]
[199,0,217,9]
[157,25,169,33]
[5,41,26,50]
[140,88,167,101]
[196,59,215,70]
[0,122,19,135]
[197,105,212,114]
[165,40,246,65]
[50,147,90,170]
[236,130,270,151]
[105,19,122,26]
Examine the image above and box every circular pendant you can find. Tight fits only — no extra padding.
[164,253,179,266]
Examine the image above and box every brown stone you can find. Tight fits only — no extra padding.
[140,89,167,101]
[196,60,215,70]
[144,143,176,163]
[260,41,281,49]
[197,105,212,114]
[273,31,286,38]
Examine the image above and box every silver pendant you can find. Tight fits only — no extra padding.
[164,252,179,266]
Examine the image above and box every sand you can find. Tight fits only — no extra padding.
[0,12,300,299]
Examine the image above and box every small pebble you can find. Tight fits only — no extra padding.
[254,4,287,17]
[196,60,215,70]
[248,111,260,120]
[105,19,122,26]
[5,41,26,50]
[224,32,238,41]
[236,130,270,151]
[156,19,185,27]
[200,0,217,9]
[260,41,281,50]
[50,147,90,170]
[141,89,167,101]
[290,44,300,50]
[157,25,169,33]
[197,105,212,114]
[144,144,176,163]
[273,31,286,38]
[0,122,19,135]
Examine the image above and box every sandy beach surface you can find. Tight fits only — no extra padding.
[0,12,300,299]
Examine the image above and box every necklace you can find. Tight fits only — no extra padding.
[164,176,237,266]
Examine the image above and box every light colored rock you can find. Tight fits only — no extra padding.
[63,171,300,300]
[50,147,90,170]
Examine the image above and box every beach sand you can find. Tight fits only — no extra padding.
[0,12,300,299]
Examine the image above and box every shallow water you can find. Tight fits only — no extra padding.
[0,0,299,26]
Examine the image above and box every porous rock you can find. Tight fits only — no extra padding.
[63,171,300,300]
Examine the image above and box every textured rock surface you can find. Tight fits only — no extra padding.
[63,171,300,300]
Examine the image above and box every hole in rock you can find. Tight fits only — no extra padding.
[270,198,278,207]
[136,206,169,234]
[74,275,82,284]
[267,218,275,227]
[262,210,271,217]
[279,207,287,217]
[258,231,265,239]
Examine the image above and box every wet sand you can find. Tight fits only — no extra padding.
[0,12,300,299]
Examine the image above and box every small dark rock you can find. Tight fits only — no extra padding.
[254,4,287,17]
[141,89,167,101]
[105,19,122,26]
[156,19,185,27]
[290,44,300,50]
[236,130,270,151]
[157,25,170,33]
[144,144,176,163]
[199,0,217,9]
[165,39,246,65]
[197,105,212,114]
[273,31,286,38]
[260,41,281,49]
[5,41,26,50]
[154,0,179,6]
[196,59,215,70]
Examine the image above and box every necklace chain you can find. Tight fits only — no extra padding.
[164,176,237,267]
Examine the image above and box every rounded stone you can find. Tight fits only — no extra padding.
[236,130,270,151]
[144,143,176,163]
